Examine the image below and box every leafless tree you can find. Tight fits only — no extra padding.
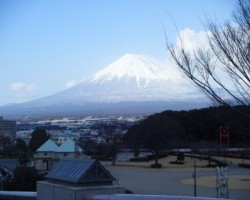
[167,0,250,110]
[102,124,123,165]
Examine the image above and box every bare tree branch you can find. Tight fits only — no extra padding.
[167,0,250,111]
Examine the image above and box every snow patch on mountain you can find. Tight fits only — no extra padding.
[90,53,180,89]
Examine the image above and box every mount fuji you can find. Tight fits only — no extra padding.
[0,54,208,118]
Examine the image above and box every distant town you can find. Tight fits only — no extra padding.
[18,115,144,145]
[0,115,145,151]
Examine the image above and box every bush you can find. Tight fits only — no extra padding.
[129,157,149,162]
[150,163,162,168]
[238,163,250,168]
[147,154,167,160]
[3,182,35,191]
[125,189,133,194]
[177,152,185,162]
[3,167,44,191]
[169,161,184,165]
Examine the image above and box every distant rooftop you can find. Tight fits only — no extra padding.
[36,139,59,152]
[55,138,83,153]
[36,138,83,153]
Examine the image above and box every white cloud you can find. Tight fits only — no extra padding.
[175,28,211,54]
[170,28,232,88]
[166,28,211,81]
[65,80,77,89]
[9,82,38,97]
[26,83,38,92]
[9,82,25,91]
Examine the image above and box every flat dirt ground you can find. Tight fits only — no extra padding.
[179,156,250,190]
[102,155,250,199]
[181,175,250,190]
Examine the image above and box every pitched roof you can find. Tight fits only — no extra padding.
[36,139,59,152]
[56,138,83,153]
[46,158,115,184]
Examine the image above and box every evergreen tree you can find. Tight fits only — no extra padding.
[29,128,49,152]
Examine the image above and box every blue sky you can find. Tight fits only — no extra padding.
[0,0,235,106]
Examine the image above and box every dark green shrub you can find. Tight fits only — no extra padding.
[238,163,250,168]
[3,167,44,191]
[150,163,162,168]
[129,157,149,162]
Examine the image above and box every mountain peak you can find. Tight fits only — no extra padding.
[90,53,169,85]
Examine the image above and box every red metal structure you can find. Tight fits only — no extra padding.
[219,126,230,147]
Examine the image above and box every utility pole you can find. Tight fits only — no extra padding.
[193,154,197,197]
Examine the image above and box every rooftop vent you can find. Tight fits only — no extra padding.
[46,158,115,186]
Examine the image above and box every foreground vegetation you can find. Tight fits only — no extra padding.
[125,105,250,166]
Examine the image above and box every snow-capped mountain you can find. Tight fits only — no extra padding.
[0,54,208,117]
[35,53,199,104]
[91,53,175,85]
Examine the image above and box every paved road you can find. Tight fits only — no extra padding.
[106,165,250,200]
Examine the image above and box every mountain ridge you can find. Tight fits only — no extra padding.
[0,53,208,118]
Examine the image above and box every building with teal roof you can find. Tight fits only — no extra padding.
[34,138,85,173]
[56,138,83,153]
[36,139,59,152]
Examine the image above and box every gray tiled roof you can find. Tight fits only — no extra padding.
[46,158,115,184]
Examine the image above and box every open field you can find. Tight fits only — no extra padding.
[103,155,250,200]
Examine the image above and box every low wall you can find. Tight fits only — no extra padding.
[37,181,125,200]
[0,191,36,200]
[92,194,227,200]
[0,191,232,200]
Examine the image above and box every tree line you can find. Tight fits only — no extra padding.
[124,105,250,166]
